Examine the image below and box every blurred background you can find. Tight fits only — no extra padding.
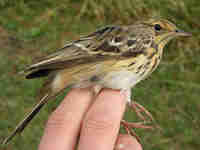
[0,0,199,149]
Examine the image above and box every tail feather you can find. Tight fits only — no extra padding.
[2,94,49,145]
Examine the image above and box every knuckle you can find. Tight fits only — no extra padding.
[83,117,116,133]
[46,112,67,130]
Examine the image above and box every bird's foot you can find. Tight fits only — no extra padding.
[120,120,153,142]
[128,101,154,122]
[120,89,155,141]
[120,89,154,121]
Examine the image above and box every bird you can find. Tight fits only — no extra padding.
[3,18,191,144]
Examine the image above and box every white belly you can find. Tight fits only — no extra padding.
[100,70,141,90]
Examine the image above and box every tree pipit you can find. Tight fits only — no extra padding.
[3,18,191,144]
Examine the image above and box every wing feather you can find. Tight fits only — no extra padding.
[22,24,153,79]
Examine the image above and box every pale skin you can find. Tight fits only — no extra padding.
[38,88,142,150]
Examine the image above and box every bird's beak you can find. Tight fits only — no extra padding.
[175,29,192,37]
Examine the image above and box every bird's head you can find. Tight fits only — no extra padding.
[143,18,191,48]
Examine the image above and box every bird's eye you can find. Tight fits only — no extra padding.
[154,24,162,31]
[175,29,179,32]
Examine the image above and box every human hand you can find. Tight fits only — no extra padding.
[38,88,142,150]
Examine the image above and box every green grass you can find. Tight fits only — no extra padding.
[0,0,200,149]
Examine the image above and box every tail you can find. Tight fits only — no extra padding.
[2,94,49,145]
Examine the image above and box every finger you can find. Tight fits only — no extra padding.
[78,89,127,150]
[38,88,94,150]
[115,134,143,150]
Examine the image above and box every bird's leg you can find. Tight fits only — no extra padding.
[120,89,153,121]
[92,85,103,95]
[120,89,154,139]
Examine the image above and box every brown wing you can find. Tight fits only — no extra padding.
[23,24,153,79]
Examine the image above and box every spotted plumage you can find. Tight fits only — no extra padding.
[3,18,191,144]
